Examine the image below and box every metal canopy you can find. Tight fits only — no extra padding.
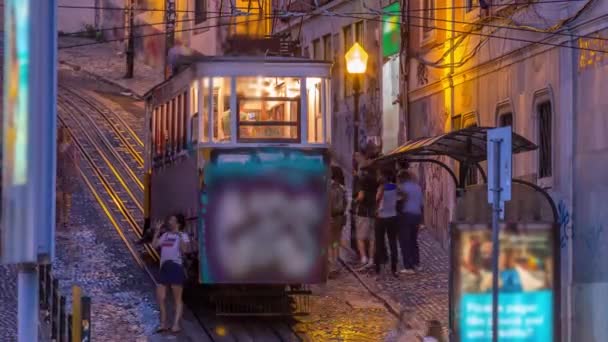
[375,126,537,164]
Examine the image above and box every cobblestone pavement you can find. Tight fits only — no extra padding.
[53,173,159,341]
[300,267,402,341]
[59,36,164,98]
[0,265,17,341]
[342,227,450,339]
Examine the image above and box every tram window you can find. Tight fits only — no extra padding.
[182,91,188,149]
[307,77,324,143]
[235,76,301,142]
[211,77,232,142]
[200,78,210,142]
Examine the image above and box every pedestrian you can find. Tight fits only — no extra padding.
[397,169,424,274]
[329,165,347,276]
[353,165,378,269]
[56,126,80,230]
[374,167,400,277]
[152,214,191,334]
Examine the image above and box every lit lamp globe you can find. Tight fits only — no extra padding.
[345,42,368,74]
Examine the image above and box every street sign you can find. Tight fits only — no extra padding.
[1,0,57,264]
[487,126,512,205]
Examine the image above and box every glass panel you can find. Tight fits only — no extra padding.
[323,34,332,61]
[325,78,332,143]
[200,78,209,142]
[235,76,301,142]
[212,77,232,142]
[306,77,323,143]
[313,39,321,60]
[538,102,552,178]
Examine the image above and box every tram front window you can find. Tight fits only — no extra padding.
[212,77,232,142]
[236,77,301,142]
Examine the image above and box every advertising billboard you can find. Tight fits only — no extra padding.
[451,223,557,342]
[199,148,329,284]
[382,2,401,58]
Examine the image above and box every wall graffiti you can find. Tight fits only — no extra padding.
[199,148,329,284]
[558,199,572,249]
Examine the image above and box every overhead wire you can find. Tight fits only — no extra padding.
[56,4,608,55]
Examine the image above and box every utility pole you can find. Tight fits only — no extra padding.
[125,0,135,79]
[164,0,176,80]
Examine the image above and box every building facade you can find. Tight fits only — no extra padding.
[400,0,608,340]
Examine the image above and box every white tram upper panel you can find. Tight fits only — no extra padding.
[145,56,333,150]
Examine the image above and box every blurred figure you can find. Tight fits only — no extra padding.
[353,166,378,269]
[56,126,80,230]
[329,165,347,276]
[152,214,190,334]
[374,167,400,277]
[397,169,424,274]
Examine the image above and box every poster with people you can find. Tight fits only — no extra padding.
[451,223,555,342]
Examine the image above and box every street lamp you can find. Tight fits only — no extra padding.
[345,42,368,155]
[345,42,368,255]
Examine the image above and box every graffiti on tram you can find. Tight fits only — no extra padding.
[198,148,329,284]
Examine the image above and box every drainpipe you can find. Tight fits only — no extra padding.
[399,0,410,144]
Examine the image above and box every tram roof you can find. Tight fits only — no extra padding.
[145,55,333,102]
[374,126,537,164]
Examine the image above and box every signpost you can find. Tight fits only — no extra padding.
[487,126,512,342]
[2,1,58,341]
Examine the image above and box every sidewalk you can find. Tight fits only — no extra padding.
[59,37,164,98]
[340,226,450,338]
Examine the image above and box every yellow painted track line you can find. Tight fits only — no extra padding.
[78,165,158,285]
[58,115,159,262]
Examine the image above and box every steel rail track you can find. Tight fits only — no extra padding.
[59,85,144,168]
[58,87,304,341]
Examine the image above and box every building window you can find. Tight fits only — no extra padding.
[343,24,353,97]
[323,34,332,61]
[466,0,479,12]
[422,0,435,37]
[498,112,513,127]
[312,38,322,60]
[195,0,207,24]
[355,21,364,48]
[538,101,552,178]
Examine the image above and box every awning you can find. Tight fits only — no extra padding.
[375,126,537,164]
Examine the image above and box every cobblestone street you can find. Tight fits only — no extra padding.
[341,227,450,339]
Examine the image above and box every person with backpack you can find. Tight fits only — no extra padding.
[329,165,347,276]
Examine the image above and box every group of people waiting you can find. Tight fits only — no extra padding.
[329,152,424,278]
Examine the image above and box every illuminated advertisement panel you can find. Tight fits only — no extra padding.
[199,148,329,284]
[2,0,34,263]
[382,2,401,58]
[451,223,557,342]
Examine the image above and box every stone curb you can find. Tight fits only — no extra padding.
[339,252,428,335]
[59,60,145,100]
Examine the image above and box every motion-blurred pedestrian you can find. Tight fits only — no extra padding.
[374,167,400,277]
[397,169,424,274]
[329,165,347,277]
[152,214,190,334]
[57,126,80,230]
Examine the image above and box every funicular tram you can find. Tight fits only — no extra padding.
[143,56,333,315]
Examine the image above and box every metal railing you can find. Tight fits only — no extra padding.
[39,265,91,342]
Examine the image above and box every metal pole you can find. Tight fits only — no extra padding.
[351,74,361,253]
[491,138,502,342]
[125,0,135,78]
[18,263,39,342]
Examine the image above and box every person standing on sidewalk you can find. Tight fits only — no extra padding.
[152,214,190,334]
[397,169,424,274]
[329,165,347,276]
[374,168,400,277]
[353,167,378,269]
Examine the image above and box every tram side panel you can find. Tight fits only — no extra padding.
[198,147,330,285]
[150,155,200,243]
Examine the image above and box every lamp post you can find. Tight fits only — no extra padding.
[345,42,368,254]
